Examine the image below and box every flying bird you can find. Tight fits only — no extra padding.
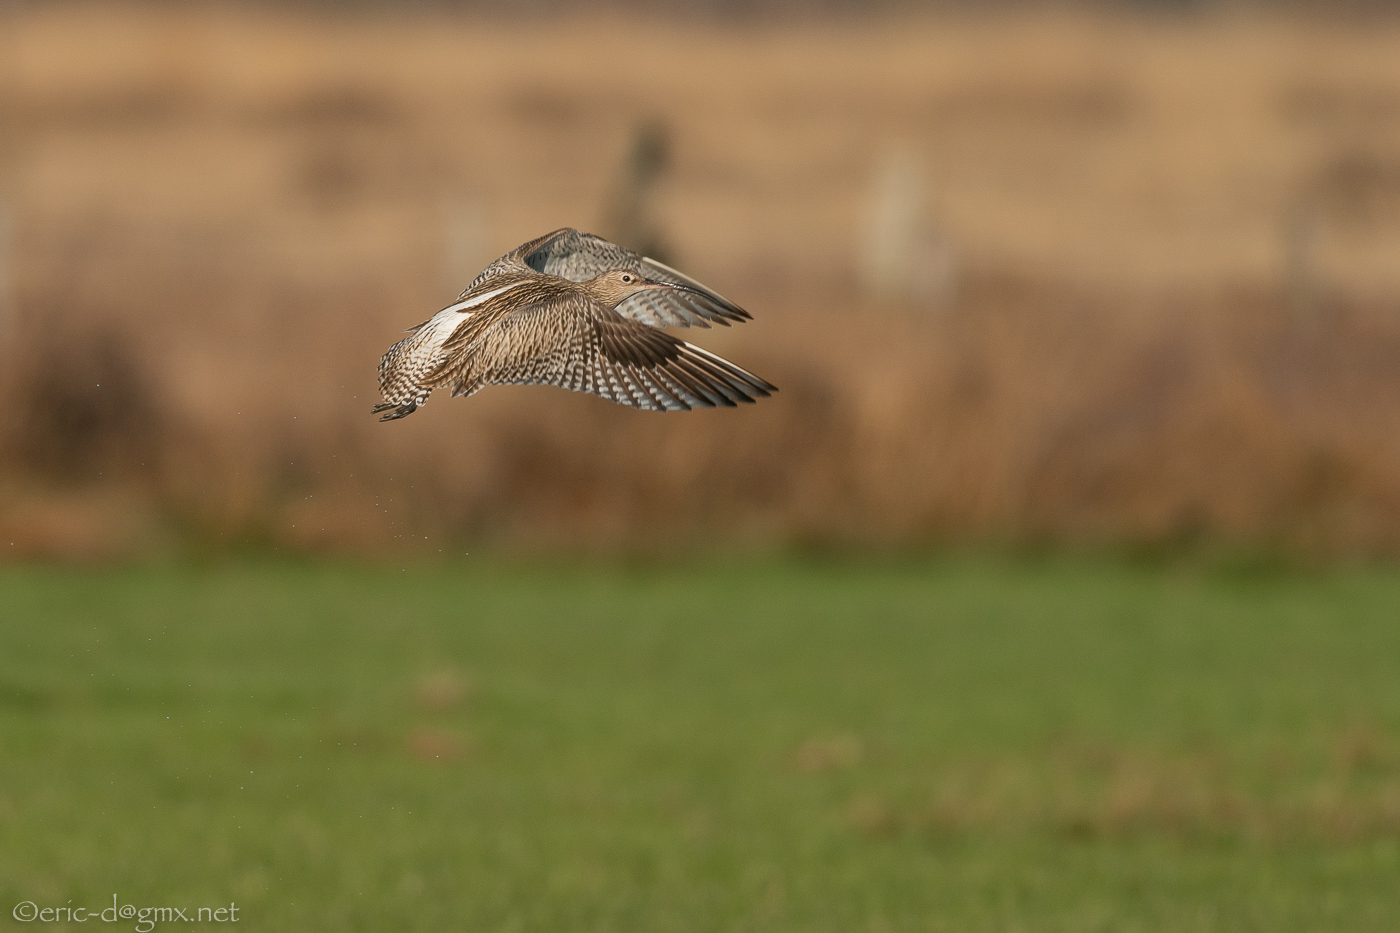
[373,228,775,421]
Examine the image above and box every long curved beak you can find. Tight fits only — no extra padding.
[639,278,703,296]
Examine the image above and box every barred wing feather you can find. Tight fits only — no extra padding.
[463,228,750,329]
[436,292,772,413]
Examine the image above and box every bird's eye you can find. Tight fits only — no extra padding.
[621,274,633,283]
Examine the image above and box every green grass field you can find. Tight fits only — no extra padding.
[2,557,1399,932]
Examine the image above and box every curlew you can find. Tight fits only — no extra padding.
[373,228,775,421]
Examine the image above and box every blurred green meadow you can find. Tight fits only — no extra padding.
[2,557,1399,932]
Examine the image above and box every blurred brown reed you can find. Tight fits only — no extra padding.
[5,6,1400,559]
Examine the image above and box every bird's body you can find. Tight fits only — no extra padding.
[374,229,774,420]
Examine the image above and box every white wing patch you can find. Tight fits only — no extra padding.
[416,307,471,354]
[439,282,523,315]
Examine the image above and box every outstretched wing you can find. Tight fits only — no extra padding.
[434,290,774,412]
[464,228,751,330]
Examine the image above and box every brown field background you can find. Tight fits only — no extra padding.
[4,4,1400,559]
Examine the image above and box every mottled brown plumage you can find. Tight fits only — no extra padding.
[466,227,751,328]
[374,230,774,421]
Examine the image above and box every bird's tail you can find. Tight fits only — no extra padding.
[371,401,418,421]
[374,331,432,421]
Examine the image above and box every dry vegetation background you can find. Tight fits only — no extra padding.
[4,4,1400,559]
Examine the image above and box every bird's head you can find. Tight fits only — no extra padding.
[584,269,672,307]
